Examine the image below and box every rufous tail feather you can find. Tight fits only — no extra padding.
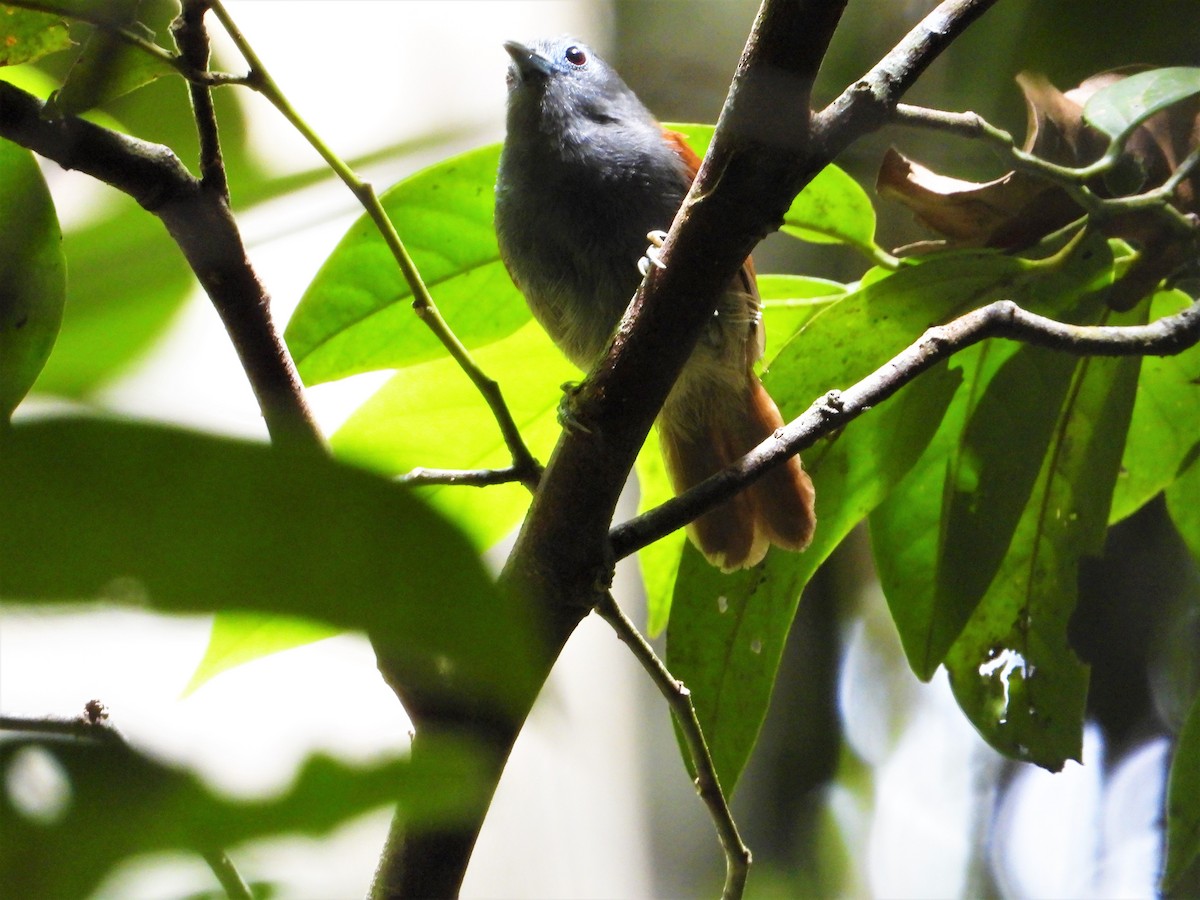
[657,377,815,571]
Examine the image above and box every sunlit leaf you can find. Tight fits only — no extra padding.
[634,430,685,638]
[1164,689,1200,891]
[0,418,545,713]
[1110,289,1200,523]
[286,144,528,385]
[945,305,1144,770]
[1083,66,1200,142]
[0,5,70,67]
[182,612,340,697]
[331,321,574,549]
[0,138,65,421]
[757,274,847,364]
[0,735,489,898]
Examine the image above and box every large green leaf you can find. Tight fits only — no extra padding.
[1083,66,1200,143]
[1165,690,1200,892]
[666,365,960,793]
[1110,289,1200,523]
[0,138,65,421]
[0,5,70,67]
[945,306,1144,770]
[1167,452,1200,567]
[286,144,528,385]
[331,320,574,549]
[0,734,489,899]
[869,236,1115,679]
[870,340,1014,679]
[0,418,544,713]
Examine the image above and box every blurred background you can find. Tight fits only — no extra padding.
[3,1,1199,896]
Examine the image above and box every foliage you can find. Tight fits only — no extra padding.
[0,1,1198,896]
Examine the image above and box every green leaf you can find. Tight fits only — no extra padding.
[870,235,1115,679]
[0,418,544,714]
[331,320,574,549]
[1165,690,1200,892]
[757,274,847,364]
[0,138,65,421]
[182,612,341,697]
[0,5,71,67]
[286,144,529,385]
[33,200,194,396]
[871,340,1015,679]
[634,430,686,638]
[0,734,490,898]
[666,365,961,794]
[945,306,1144,770]
[47,9,177,117]
[670,124,878,256]
[1084,66,1200,143]
[1110,289,1200,523]
[1167,452,1200,567]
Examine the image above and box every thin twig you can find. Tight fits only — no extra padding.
[201,850,255,900]
[399,465,534,487]
[611,296,1200,560]
[208,0,541,492]
[0,712,124,744]
[594,592,750,900]
[172,0,229,199]
[891,103,1200,235]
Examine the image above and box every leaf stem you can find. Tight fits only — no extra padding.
[208,0,541,490]
[891,102,1200,236]
[594,591,750,900]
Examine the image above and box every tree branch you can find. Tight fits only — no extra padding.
[398,465,532,488]
[611,296,1200,559]
[172,0,230,199]
[0,82,322,452]
[207,0,540,489]
[594,592,750,900]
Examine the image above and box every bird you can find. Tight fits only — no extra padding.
[494,36,815,571]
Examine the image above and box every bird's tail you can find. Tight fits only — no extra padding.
[657,376,815,571]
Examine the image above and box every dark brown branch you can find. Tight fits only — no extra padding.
[0,82,321,452]
[0,712,125,745]
[172,0,230,199]
[814,0,1002,148]
[611,297,1200,559]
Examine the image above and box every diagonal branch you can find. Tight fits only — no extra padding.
[0,81,322,452]
[610,296,1200,560]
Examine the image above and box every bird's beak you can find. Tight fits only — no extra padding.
[503,41,552,81]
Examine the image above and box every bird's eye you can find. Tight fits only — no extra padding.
[564,45,588,67]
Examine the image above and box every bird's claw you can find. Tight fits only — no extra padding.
[557,381,594,433]
[637,229,670,277]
